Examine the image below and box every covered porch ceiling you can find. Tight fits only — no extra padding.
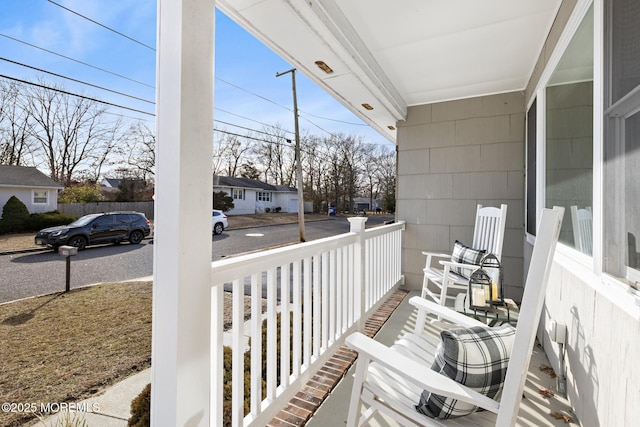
[217,0,563,143]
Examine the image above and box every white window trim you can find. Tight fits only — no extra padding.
[257,191,271,202]
[32,189,49,205]
[526,0,640,298]
[232,188,245,200]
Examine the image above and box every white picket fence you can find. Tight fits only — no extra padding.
[210,217,405,426]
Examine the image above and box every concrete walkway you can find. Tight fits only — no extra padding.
[36,370,151,426]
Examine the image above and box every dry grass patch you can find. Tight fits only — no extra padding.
[0,282,152,427]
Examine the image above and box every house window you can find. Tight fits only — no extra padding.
[603,0,640,283]
[232,189,245,200]
[545,6,593,255]
[257,192,271,202]
[33,190,48,204]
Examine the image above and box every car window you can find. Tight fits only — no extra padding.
[115,214,133,223]
[69,214,101,227]
[92,215,114,227]
[213,212,220,217]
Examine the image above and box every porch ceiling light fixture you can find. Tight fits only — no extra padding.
[362,103,374,110]
[314,60,334,74]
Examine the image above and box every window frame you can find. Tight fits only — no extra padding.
[232,188,245,200]
[257,192,272,202]
[526,98,538,237]
[526,0,600,271]
[32,189,49,205]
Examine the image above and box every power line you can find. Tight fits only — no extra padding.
[1,30,367,134]
[0,57,154,105]
[218,76,367,126]
[47,0,155,51]
[0,33,154,89]
[0,74,154,117]
[215,119,292,140]
[214,107,295,135]
[300,109,368,126]
[214,128,317,157]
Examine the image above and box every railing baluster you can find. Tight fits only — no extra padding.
[232,279,244,427]
[329,248,336,345]
[312,254,321,360]
[292,260,301,378]
[342,246,348,332]
[266,268,277,402]
[280,265,290,389]
[303,257,312,367]
[321,252,329,352]
[250,273,262,418]
[335,247,342,337]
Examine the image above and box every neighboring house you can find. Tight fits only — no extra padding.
[98,176,151,200]
[213,176,298,215]
[0,165,63,214]
[98,177,122,195]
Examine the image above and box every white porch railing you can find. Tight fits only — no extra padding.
[209,217,405,426]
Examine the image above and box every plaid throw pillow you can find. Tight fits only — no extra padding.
[450,240,486,279]
[415,325,516,419]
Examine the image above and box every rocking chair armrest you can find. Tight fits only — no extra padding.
[439,259,480,273]
[409,296,488,329]
[422,250,452,270]
[346,332,500,414]
[421,250,450,259]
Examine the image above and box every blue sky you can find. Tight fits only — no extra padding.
[0,0,394,148]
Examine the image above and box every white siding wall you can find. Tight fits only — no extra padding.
[542,254,640,427]
[0,187,58,214]
[274,193,297,213]
[220,188,298,215]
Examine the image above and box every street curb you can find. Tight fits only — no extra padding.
[0,237,156,257]
[0,247,48,256]
[227,216,333,231]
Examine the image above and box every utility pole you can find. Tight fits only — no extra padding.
[276,68,306,242]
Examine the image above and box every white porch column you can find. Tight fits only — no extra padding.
[152,0,215,425]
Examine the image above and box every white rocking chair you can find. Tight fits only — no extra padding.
[422,204,508,306]
[346,207,563,427]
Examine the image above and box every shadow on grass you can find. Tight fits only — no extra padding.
[1,293,63,326]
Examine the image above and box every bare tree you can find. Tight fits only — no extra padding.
[25,79,119,186]
[121,121,155,180]
[213,131,252,177]
[0,80,36,166]
[254,124,295,185]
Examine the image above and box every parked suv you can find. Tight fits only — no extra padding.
[35,211,151,251]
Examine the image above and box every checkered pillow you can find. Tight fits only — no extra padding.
[450,240,486,279]
[415,325,516,419]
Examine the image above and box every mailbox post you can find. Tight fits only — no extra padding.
[58,245,78,292]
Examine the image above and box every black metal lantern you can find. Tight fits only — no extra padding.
[468,253,504,311]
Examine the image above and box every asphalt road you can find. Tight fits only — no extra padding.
[0,214,394,303]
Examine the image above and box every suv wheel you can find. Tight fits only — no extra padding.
[68,235,87,250]
[213,222,224,235]
[129,230,144,244]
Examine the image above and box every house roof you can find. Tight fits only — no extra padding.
[0,165,62,189]
[217,0,562,143]
[101,178,122,188]
[214,176,297,192]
